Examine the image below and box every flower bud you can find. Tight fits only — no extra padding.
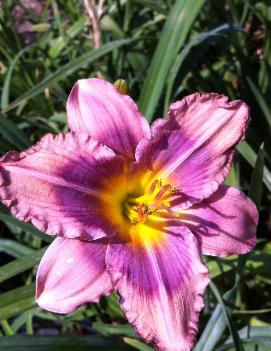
[114,79,128,95]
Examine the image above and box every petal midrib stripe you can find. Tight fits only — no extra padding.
[3,164,100,197]
[160,110,236,178]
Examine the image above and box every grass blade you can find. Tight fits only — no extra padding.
[1,46,33,110]
[138,0,206,121]
[93,322,137,338]
[195,285,238,351]
[0,248,47,284]
[217,326,271,350]
[246,76,271,129]
[237,141,271,191]
[2,39,133,113]
[0,284,35,320]
[209,282,244,351]
[0,115,31,149]
[49,17,85,58]
[0,213,52,243]
[164,24,242,114]
[248,144,264,210]
[130,0,167,15]
[0,239,33,258]
[0,336,134,351]
[123,337,154,351]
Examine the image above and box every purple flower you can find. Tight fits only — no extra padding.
[9,0,46,43]
[0,79,258,351]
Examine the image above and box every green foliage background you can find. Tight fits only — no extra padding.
[0,0,271,350]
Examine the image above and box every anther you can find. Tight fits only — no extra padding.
[125,179,179,225]
[131,218,138,225]
[148,179,159,195]
[169,186,179,194]
[147,178,164,195]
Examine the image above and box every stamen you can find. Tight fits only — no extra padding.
[154,184,172,202]
[137,203,148,222]
[147,178,163,195]
[124,178,179,225]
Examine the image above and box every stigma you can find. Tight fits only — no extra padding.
[124,179,179,225]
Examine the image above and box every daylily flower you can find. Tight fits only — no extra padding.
[0,79,258,351]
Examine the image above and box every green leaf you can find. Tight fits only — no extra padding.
[2,39,133,113]
[0,248,47,284]
[0,284,35,320]
[195,285,238,351]
[123,337,155,351]
[130,0,167,15]
[101,16,125,38]
[246,251,271,278]
[138,0,207,121]
[0,239,33,258]
[248,144,264,210]
[0,284,35,309]
[11,309,39,334]
[0,336,134,351]
[216,340,271,351]
[1,320,14,336]
[93,322,137,338]
[0,115,31,150]
[164,23,242,114]
[246,76,271,129]
[0,213,53,243]
[1,45,33,110]
[238,326,271,338]
[49,18,85,58]
[209,281,244,351]
[237,141,271,191]
[103,292,124,318]
[216,327,271,351]
[207,257,236,279]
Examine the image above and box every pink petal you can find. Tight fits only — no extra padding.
[36,237,111,313]
[182,185,258,256]
[0,132,123,240]
[106,225,209,351]
[135,93,249,208]
[67,78,150,159]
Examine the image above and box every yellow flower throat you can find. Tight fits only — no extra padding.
[99,170,178,245]
[123,179,178,225]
